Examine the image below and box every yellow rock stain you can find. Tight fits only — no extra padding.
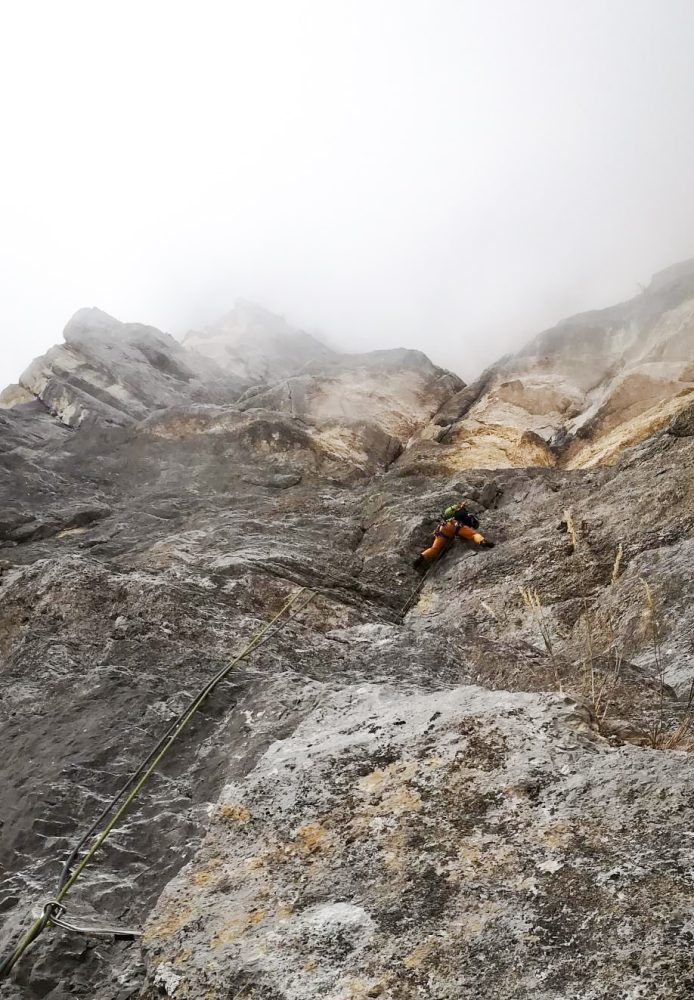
[210,909,268,948]
[403,939,437,969]
[540,820,572,849]
[143,901,196,943]
[358,759,419,796]
[192,857,224,887]
[293,820,332,855]
[218,802,252,823]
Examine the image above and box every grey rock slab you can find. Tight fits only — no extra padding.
[14,308,250,428]
[241,473,303,489]
[142,684,694,1000]
[668,399,694,437]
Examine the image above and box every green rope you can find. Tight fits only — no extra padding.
[0,587,313,979]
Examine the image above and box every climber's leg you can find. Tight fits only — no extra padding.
[456,525,485,544]
[421,533,449,560]
[457,525,495,548]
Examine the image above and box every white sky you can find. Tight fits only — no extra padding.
[1,0,693,387]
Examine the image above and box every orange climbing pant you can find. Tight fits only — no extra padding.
[421,519,485,560]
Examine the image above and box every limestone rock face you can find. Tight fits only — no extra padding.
[12,308,248,428]
[410,261,694,473]
[0,384,34,408]
[143,685,692,1000]
[234,348,463,467]
[1,273,694,1000]
[7,305,461,476]
[183,301,463,464]
[181,300,335,382]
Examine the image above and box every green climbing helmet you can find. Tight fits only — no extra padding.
[442,502,463,520]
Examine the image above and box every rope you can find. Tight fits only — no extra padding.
[255,559,402,622]
[0,587,314,979]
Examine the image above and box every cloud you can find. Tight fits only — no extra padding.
[1,0,693,387]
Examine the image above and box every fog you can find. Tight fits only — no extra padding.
[1,0,694,388]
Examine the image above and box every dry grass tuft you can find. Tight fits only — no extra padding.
[652,681,694,750]
[521,534,693,751]
[519,586,562,691]
[611,543,623,585]
[564,509,579,552]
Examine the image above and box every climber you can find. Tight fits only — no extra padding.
[413,501,494,572]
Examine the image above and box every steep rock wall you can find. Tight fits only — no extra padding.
[412,261,694,471]
[1,276,693,999]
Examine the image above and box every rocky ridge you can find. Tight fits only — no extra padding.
[406,260,694,472]
[181,300,336,383]
[0,266,693,999]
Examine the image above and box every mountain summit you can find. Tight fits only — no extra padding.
[182,299,336,382]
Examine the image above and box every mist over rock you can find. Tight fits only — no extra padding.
[408,260,694,473]
[1,267,693,999]
[3,304,462,485]
[181,299,336,382]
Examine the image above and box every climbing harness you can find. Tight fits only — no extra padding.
[0,587,315,980]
